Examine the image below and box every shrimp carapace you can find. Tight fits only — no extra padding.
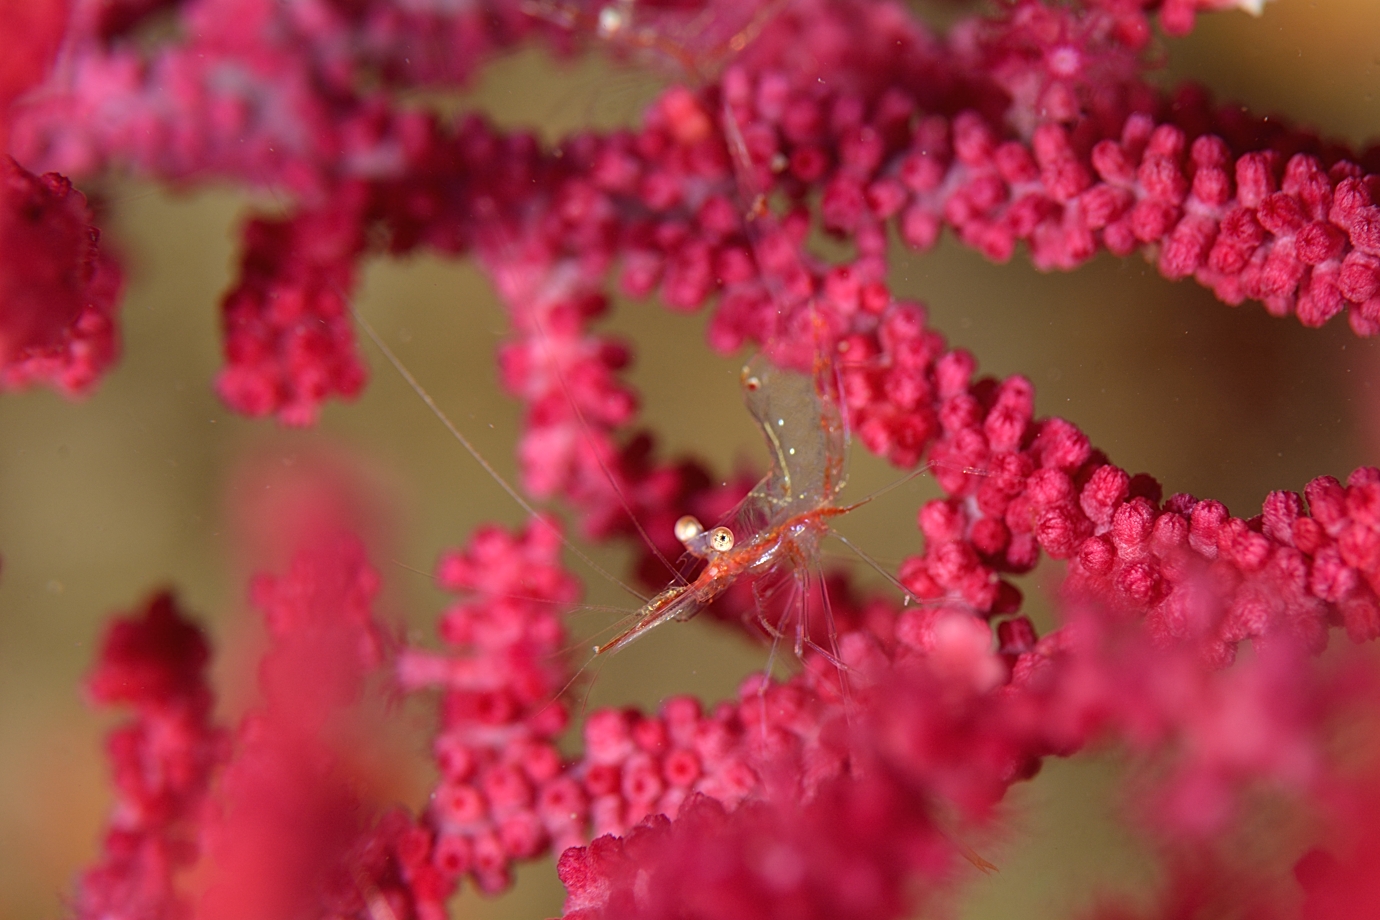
[740,354,847,517]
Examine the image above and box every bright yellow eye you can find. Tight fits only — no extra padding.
[708,527,735,552]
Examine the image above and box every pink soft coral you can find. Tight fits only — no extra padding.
[7,0,1380,918]
[0,158,121,394]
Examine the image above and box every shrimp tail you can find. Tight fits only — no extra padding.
[955,839,999,875]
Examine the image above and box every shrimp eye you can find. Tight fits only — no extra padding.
[708,526,735,553]
[674,515,704,545]
[743,375,761,391]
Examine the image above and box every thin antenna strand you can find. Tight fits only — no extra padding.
[351,303,648,604]
[829,531,928,608]
[526,310,691,588]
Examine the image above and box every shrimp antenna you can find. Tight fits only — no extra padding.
[834,459,940,515]
[351,303,649,605]
[390,556,641,615]
[536,636,614,726]
[828,531,930,608]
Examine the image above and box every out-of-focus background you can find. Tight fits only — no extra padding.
[1,2,1378,917]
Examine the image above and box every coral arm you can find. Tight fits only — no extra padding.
[6,1,1370,416]
[4,0,1278,187]
[0,0,125,398]
[215,196,369,425]
[882,107,1380,334]
[74,538,455,920]
[75,591,227,920]
[10,3,1377,414]
[818,282,1380,670]
[139,0,1372,426]
[256,537,466,920]
[0,0,69,148]
[0,158,121,395]
[194,534,396,920]
[5,0,546,190]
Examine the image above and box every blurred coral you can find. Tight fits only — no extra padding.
[76,592,226,920]
[0,159,121,394]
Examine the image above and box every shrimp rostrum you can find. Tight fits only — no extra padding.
[595,352,856,659]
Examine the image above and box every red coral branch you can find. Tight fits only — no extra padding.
[0,157,121,394]
[195,535,402,920]
[216,197,369,424]
[76,591,226,920]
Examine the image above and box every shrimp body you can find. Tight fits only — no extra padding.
[594,353,851,654]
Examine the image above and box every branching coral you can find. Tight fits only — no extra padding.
[5,0,1380,918]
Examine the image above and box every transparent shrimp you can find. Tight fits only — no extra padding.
[593,351,855,655]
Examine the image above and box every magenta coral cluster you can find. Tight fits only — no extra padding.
[75,592,225,920]
[6,0,1380,918]
[0,157,121,393]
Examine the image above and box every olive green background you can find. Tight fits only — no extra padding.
[2,2,1378,917]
